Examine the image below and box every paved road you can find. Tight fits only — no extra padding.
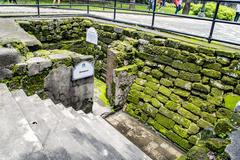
[0,6,239,44]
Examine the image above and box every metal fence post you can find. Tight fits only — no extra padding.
[87,0,90,14]
[113,0,117,20]
[36,0,40,17]
[151,0,157,28]
[208,1,220,43]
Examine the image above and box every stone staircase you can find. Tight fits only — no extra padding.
[0,83,151,160]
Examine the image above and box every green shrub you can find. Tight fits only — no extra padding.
[190,2,235,21]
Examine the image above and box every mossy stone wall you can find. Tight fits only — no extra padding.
[123,38,240,151]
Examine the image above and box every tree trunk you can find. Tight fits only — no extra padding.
[182,0,191,15]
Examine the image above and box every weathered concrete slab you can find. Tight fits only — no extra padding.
[0,48,20,67]
[106,111,183,160]
[0,19,41,48]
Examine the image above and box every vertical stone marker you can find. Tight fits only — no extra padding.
[86,27,98,45]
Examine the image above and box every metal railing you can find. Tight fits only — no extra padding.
[0,0,240,46]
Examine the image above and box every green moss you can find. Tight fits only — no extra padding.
[135,78,146,86]
[160,78,173,87]
[145,75,159,83]
[206,138,230,153]
[182,102,201,116]
[202,69,221,79]
[155,114,175,129]
[216,49,236,58]
[166,130,192,150]
[178,108,199,121]
[144,81,159,91]
[221,76,238,86]
[158,85,172,97]
[153,122,168,135]
[201,112,217,124]
[173,88,190,98]
[173,125,189,138]
[192,83,210,93]
[127,89,140,104]
[158,106,174,118]
[197,118,213,128]
[134,58,144,67]
[156,93,169,104]
[144,87,157,97]
[234,84,240,94]
[178,71,201,82]
[221,67,240,79]
[115,65,138,76]
[188,135,199,145]
[214,119,234,136]
[143,103,158,118]
[186,146,209,160]
[216,108,233,119]
[131,83,144,91]
[174,78,192,91]
[151,98,162,108]
[165,101,180,111]
[164,66,178,77]
[169,93,183,103]
[203,62,222,71]
[210,88,224,97]
[94,78,110,106]
[137,71,147,79]
[151,69,163,79]
[224,93,240,110]
[172,113,191,128]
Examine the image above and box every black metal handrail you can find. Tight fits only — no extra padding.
[0,0,239,46]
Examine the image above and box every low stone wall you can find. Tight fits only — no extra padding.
[0,47,94,112]
[120,38,240,153]
[18,18,157,81]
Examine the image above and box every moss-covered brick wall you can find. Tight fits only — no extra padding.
[17,18,158,81]
[122,37,240,153]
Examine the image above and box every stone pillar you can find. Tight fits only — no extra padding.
[44,55,94,113]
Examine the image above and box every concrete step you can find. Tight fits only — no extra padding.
[0,84,42,160]
[70,109,151,160]
[54,103,125,160]
[14,92,101,160]
[12,90,52,144]
[43,99,112,160]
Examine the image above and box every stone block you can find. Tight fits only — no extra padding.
[178,71,201,82]
[221,76,238,86]
[158,85,172,97]
[27,57,52,76]
[155,114,175,129]
[151,98,163,108]
[210,87,224,97]
[188,135,198,145]
[160,78,173,87]
[145,75,159,83]
[144,103,158,118]
[173,125,189,138]
[182,102,201,116]
[153,122,168,135]
[164,66,178,77]
[131,83,144,91]
[234,84,240,94]
[151,69,163,79]
[174,78,192,91]
[197,119,213,128]
[178,108,199,121]
[187,123,200,135]
[203,62,222,71]
[165,101,180,111]
[216,108,233,119]
[127,89,140,104]
[156,94,169,104]
[201,69,221,79]
[207,95,223,106]
[0,48,19,67]
[201,112,217,124]
[158,106,174,118]
[166,130,192,150]
[0,68,13,80]
[135,78,146,86]
[173,88,190,98]
[216,50,236,59]
[192,83,210,93]
[172,113,191,128]
[142,66,151,73]
[144,81,159,91]
[144,87,157,97]
[169,93,183,103]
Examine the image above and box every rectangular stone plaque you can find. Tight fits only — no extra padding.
[72,61,94,80]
